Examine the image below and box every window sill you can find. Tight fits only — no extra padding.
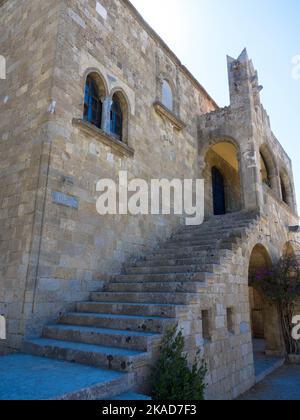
[72,119,135,158]
[153,101,186,131]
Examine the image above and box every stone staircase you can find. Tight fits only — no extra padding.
[23,210,260,400]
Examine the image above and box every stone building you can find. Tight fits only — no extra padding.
[0,0,299,400]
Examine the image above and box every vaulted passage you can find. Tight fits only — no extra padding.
[204,141,242,217]
[248,245,283,357]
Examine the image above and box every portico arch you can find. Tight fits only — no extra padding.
[202,139,242,217]
[248,244,284,356]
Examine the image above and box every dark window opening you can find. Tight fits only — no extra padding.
[202,310,212,342]
[227,308,235,335]
[281,176,289,205]
[110,94,123,141]
[83,75,102,129]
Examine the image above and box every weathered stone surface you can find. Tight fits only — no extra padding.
[0,0,299,401]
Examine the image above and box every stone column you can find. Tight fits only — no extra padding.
[240,144,264,211]
[101,96,113,135]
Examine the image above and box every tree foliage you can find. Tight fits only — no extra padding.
[251,254,300,355]
[151,326,207,401]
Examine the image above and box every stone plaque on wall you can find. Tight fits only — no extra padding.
[52,192,79,210]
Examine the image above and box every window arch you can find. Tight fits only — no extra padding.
[162,80,173,111]
[83,73,105,129]
[260,152,271,188]
[110,91,129,143]
[259,145,277,190]
[110,94,123,141]
[280,170,293,208]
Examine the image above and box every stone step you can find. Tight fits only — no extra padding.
[43,324,161,352]
[164,239,220,248]
[61,312,175,334]
[113,272,207,282]
[124,264,218,275]
[105,281,205,293]
[183,219,257,232]
[165,234,244,248]
[134,255,221,267]
[172,229,247,242]
[24,338,149,373]
[157,243,236,254]
[90,291,200,305]
[76,301,186,318]
[135,249,233,267]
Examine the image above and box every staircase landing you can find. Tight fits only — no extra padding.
[0,354,136,400]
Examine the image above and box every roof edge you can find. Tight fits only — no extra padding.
[122,0,219,109]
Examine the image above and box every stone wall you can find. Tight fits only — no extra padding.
[0,0,217,342]
[0,0,299,401]
[0,0,63,353]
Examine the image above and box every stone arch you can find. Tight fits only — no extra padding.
[82,70,109,129]
[259,144,278,191]
[109,88,130,144]
[157,73,178,114]
[248,244,284,357]
[279,168,294,209]
[202,138,243,216]
[282,241,296,258]
[83,68,109,98]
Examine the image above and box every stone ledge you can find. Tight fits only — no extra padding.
[153,102,186,131]
[72,119,135,158]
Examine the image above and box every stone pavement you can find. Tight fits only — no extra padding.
[253,339,285,383]
[0,354,133,400]
[239,364,300,400]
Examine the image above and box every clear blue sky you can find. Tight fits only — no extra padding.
[131,0,300,212]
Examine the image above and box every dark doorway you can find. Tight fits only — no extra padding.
[212,167,226,215]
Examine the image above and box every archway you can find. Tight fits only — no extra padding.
[203,141,242,217]
[259,145,278,192]
[280,170,294,210]
[248,245,283,357]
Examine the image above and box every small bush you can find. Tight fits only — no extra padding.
[151,326,207,401]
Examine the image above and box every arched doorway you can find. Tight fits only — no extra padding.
[203,141,242,217]
[212,167,226,215]
[248,245,283,357]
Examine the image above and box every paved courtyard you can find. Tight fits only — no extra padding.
[239,364,300,400]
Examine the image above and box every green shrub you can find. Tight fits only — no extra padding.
[151,326,207,401]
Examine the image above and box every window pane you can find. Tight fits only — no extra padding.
[83,75,102,128]
[110,95,123,141]
[162,80,173,111]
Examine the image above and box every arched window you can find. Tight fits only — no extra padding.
[280,171,293,208]
[110,94,123,141]
[260,153,272,188]
[83,75,102,128]
[162,80,173,111]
